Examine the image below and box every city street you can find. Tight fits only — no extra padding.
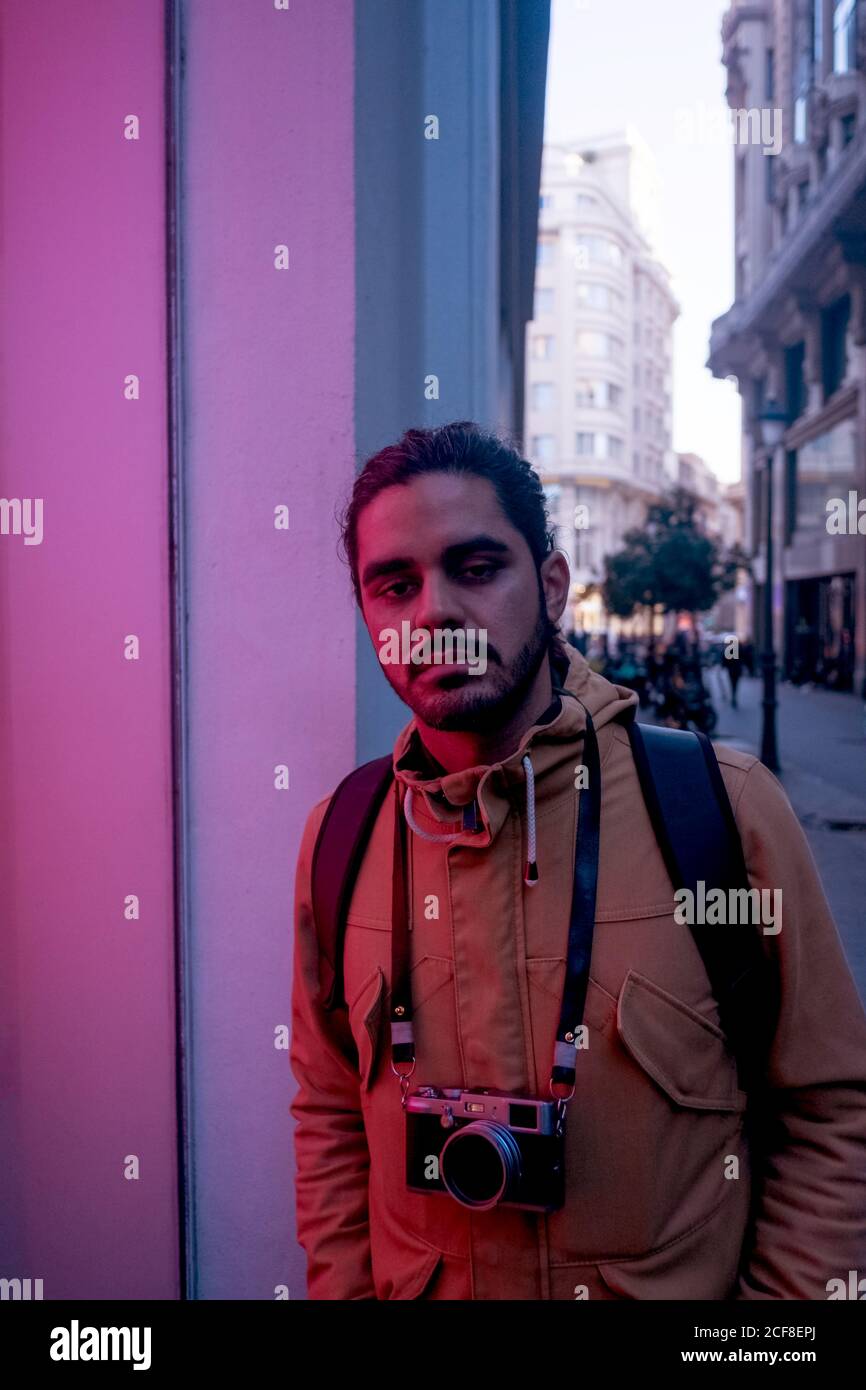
[706,675,866,1002]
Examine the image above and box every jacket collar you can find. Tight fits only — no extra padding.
[391,641,638,845]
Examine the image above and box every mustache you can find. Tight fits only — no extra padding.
[409,645,501,675]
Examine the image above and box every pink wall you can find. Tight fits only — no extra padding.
[0,0,358,1300]
[0,1,179,1296]
[180,0,356,1298]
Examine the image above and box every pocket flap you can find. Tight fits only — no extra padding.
[347,966,385,1092]
[616,970,746,1112]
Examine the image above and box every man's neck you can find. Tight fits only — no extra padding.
[414,655,558,776]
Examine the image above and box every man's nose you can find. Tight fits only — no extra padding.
[411,574,465,633]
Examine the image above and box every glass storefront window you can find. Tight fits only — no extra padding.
[792,417,858,538]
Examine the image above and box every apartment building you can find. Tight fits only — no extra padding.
[526,131,679,631]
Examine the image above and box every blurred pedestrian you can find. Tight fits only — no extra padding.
[727,649,743,708]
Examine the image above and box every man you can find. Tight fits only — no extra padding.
[290,420,866,1300]
[726,645,744,709]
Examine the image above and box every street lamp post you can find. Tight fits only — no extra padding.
[756,399,788,773]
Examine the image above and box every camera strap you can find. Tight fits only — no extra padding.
[389,702,602,1108]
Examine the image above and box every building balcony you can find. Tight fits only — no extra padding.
[822,68,866,118]
[547,455,665,500]
[571,350,628,378]
[777,139,813,190]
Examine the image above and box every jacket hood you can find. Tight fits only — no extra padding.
[391,642,639,872]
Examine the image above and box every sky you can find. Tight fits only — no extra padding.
[545,0,743,483]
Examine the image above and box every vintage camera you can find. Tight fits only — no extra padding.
[405,1085,565,1212]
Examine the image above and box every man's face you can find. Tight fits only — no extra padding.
[355,472,568,731]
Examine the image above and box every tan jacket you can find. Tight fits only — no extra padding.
[290,644,866,1299]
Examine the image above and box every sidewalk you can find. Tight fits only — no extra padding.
[709,675,866,1001]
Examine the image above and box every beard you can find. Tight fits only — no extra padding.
[393,595,557,733]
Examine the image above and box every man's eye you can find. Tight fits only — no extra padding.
[460,562,500,581]
[380,579,416,599]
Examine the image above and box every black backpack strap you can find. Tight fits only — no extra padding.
[626,718,777,1088]
[310,755,394,1012]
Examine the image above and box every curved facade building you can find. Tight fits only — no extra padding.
[526,131,679,632]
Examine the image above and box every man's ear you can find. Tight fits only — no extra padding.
[539,549,571,628]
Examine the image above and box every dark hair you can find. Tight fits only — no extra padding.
[338,421,557,605]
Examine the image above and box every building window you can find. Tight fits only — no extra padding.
[833,0,856,74]
[633,407,641,432]
[794,95,808,143]
[575,331,604,357]
[841,111,857,145]
[821,295,850,399]
[575,330,622,359]
[574,234,623,268]
[531,382,556,412]
[798,180,810,210]
[575,380,620,409]
[606,435,624,460]
[539,193,554,209]
[531,434,556,463]
[766,46,775,101]
[574,532,596,571]
[536,234,557,266]
[791,417,857,538]
[575,432,595,456]
[531,334,555,360]
[793,0,814,144]
[814,0,824,72]
[534,286,555,316]
[576,192,597,208]
[575,282,623,314]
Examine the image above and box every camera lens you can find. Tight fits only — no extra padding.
[439,1121,522,1209]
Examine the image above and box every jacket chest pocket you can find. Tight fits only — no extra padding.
[345,925,456,1093]
[547,967,749,1264]
[616,969,747,1112]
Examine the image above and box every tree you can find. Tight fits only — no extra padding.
[602,486,748,627]
[602,529,655,618]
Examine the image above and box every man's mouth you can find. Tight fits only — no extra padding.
[415,664,480,686]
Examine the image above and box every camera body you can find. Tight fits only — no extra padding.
[405,1085,565,1212]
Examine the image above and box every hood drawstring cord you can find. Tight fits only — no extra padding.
[403,786,467,844]
[522,754,538,887]
[402,755,540,887]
